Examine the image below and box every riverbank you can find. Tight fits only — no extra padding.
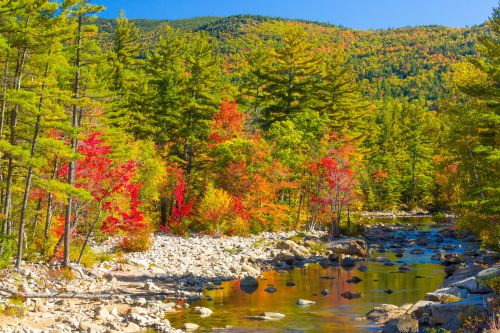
[363,222,499,332]
[0,219,497,333]
[0,230,327,333]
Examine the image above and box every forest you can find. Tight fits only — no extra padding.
[0,0,497,272]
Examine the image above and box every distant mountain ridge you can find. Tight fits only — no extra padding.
[97,14,485,107]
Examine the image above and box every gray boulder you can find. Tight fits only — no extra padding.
[430,296,485,325]
[240,276,259,286]
[382,314,419,333]
[451,276,491,294]
[326,238,368,257]
[276,240,299,250]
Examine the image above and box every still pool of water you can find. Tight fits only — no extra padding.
[166,218,452,332]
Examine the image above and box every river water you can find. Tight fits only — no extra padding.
[165,218,463,332]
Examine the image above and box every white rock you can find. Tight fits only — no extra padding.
[296,299,315,305]
[192,306,213,317]
[182,323,199,330]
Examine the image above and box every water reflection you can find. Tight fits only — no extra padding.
[166,218,454,332]
[166,261,444,332]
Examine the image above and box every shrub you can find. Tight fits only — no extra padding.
[440,294,460,303]
[308,242,327,254]
[196,184,234,235]
[119,228,152,252]
[1,297,26,317]
[460,312,488,331]
[478,274,500,294]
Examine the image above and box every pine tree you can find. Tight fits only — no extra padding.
[257,23,322,127]
[62,0,104,266]
[449,5,499,248]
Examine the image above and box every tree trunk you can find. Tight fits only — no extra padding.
[77,207,101,263]
[295,190,304,227]
[44,158,58,240]
[0,47,27,254]
[159,197,168,227]
[15,51,50,269]
[31,197,42,239]
[63,14,83,267]
[347,208,351,234]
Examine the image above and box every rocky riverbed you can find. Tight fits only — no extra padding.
[0,220,498,333]
[363,222,499,333]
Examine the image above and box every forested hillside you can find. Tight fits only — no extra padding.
[98,15,483,107]
[0,1,497,271]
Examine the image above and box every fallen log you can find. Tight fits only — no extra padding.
[0,288,185,300]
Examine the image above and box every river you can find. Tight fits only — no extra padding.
[165,217,466,332]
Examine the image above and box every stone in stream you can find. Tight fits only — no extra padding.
[347,276,363,284]
[415,238,429,246]
[264,286,277,293]
[260,312,286,319]
[240,276,258,286]
[192,306,213,317]
[398,265,412,272]
[182,323,199,331]
[240,276,259,294]
[410,249,424,255]
[358,264,368,272]
[296,299,316,305]
[341,256,356,267]
[286,281,296,287]
[245,315,273,320]
[320,276,335,280]
[319,258,335,268]
[325,238,368,257]
[382,314,419,333]
[341,291,363,299]
[384,289,393,294]
[273,251,296,265]
[395,249,404,257]
[431,251,445,260]
[320,289,329,296]
[366,304,400,323]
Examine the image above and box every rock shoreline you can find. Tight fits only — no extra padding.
[0,222,497,333]
[363,222,499,333]
[0,230,332,333]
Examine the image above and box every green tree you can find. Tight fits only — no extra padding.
[449,5,499,248]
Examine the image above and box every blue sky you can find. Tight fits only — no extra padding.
[97,0,497,30]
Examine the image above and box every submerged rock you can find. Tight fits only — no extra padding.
[341,291,363,299]
[347,276,363,284]
[264,286,277,293]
